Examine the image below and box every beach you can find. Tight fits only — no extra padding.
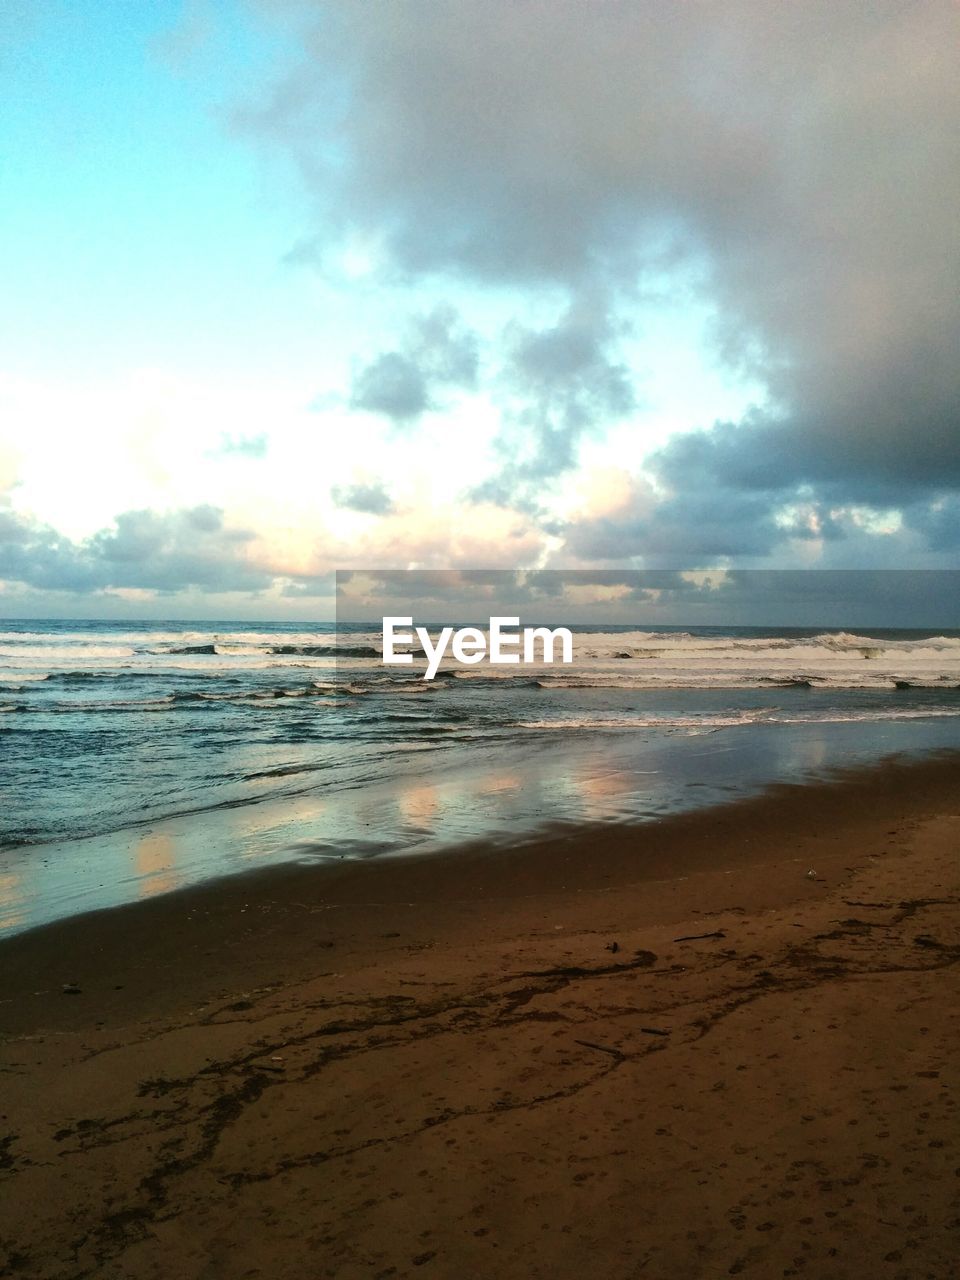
[4,0,959,1272]
[1,753,958,1279]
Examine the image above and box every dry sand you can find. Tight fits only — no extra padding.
[1,755,958,1279]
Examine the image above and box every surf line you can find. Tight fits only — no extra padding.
[382,616,574,681]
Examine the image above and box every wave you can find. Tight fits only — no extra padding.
[5,626,960,693]
[0,644,138,660]
[518,706,960,731]
[535,674,960,691]
[39,670,228,685]
[450,671,543,685]
[353,683,435,696]
[242,762,323,781]
[140,641,380,659]
[519,712,778,730]
[271,643,380,658]
[3,682,340,714]
[44,670,127,682]
[173,684,338,706]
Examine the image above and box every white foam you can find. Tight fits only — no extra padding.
[3,626,959,691]
[518,706,960,731]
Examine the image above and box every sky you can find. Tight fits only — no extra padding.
[1,0,958,620]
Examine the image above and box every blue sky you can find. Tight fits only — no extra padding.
[2,3,321,379]
[1,2,958,618]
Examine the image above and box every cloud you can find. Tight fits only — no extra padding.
[563,477,784,562]
[408,304,479,388]
[560,466,960,567]
[0,497,550,605]
[474,297,637,507]
[904,496,960,553]
[349,303,478,424]
[350,351,427,421]
[331,500,545,570]
[245,0,960,554]
[330,479,395,515]
[334,567,960,627]
[215,433,268,458]
[0,505,273,594]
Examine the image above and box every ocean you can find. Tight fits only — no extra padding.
[2,618,960,934]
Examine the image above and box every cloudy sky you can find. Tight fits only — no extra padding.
[1,1,958,619]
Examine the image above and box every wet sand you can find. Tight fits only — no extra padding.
[1,754,958,1279]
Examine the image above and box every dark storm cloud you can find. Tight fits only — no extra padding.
[565,486,786,563]
[0,505,272,594]
[563,428,960,565]
[248,0,960,552]
[562,471,960,567]
[904,497,960,553]
[330,480,395,515]
[703,568,960,626]
[349,304,478,424]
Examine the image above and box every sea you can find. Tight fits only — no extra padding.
[2,618,960,935]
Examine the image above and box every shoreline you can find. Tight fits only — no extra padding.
[1,752,958,1277]
[1,751,959,1031]
[7,662,960,939]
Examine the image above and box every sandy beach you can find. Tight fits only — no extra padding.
[1,754,958,1279]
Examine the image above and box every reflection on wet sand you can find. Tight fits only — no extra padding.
[390,767,533,846]
[384,757,644,844]
[0,871,24,933]
[397,782,440,826]
[4,716,960,937]
[569,768,646,821]
[134,832,179,899]
[477,773,522,796]
[235,794,328,861]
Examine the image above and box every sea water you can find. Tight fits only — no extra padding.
[1,619,959,933]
